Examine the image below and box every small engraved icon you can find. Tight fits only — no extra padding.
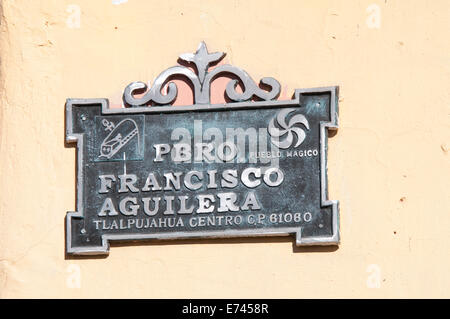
[99,118,140,159]
[268,108,309,149]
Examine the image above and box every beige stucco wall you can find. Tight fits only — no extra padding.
[0,0,449,298]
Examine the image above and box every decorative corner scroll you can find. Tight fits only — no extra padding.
[123,42,281,107]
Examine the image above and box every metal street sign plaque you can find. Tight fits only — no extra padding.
[65,43,339,255]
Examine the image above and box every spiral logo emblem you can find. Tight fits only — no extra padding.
[268,108,309,149]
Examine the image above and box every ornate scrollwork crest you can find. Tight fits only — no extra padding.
[123,42,281,107]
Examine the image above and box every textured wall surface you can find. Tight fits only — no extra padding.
[0,0,449,298]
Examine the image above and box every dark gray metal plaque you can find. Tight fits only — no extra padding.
[65,43,339,255]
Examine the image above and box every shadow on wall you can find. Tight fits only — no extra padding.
[65,236,338,260]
